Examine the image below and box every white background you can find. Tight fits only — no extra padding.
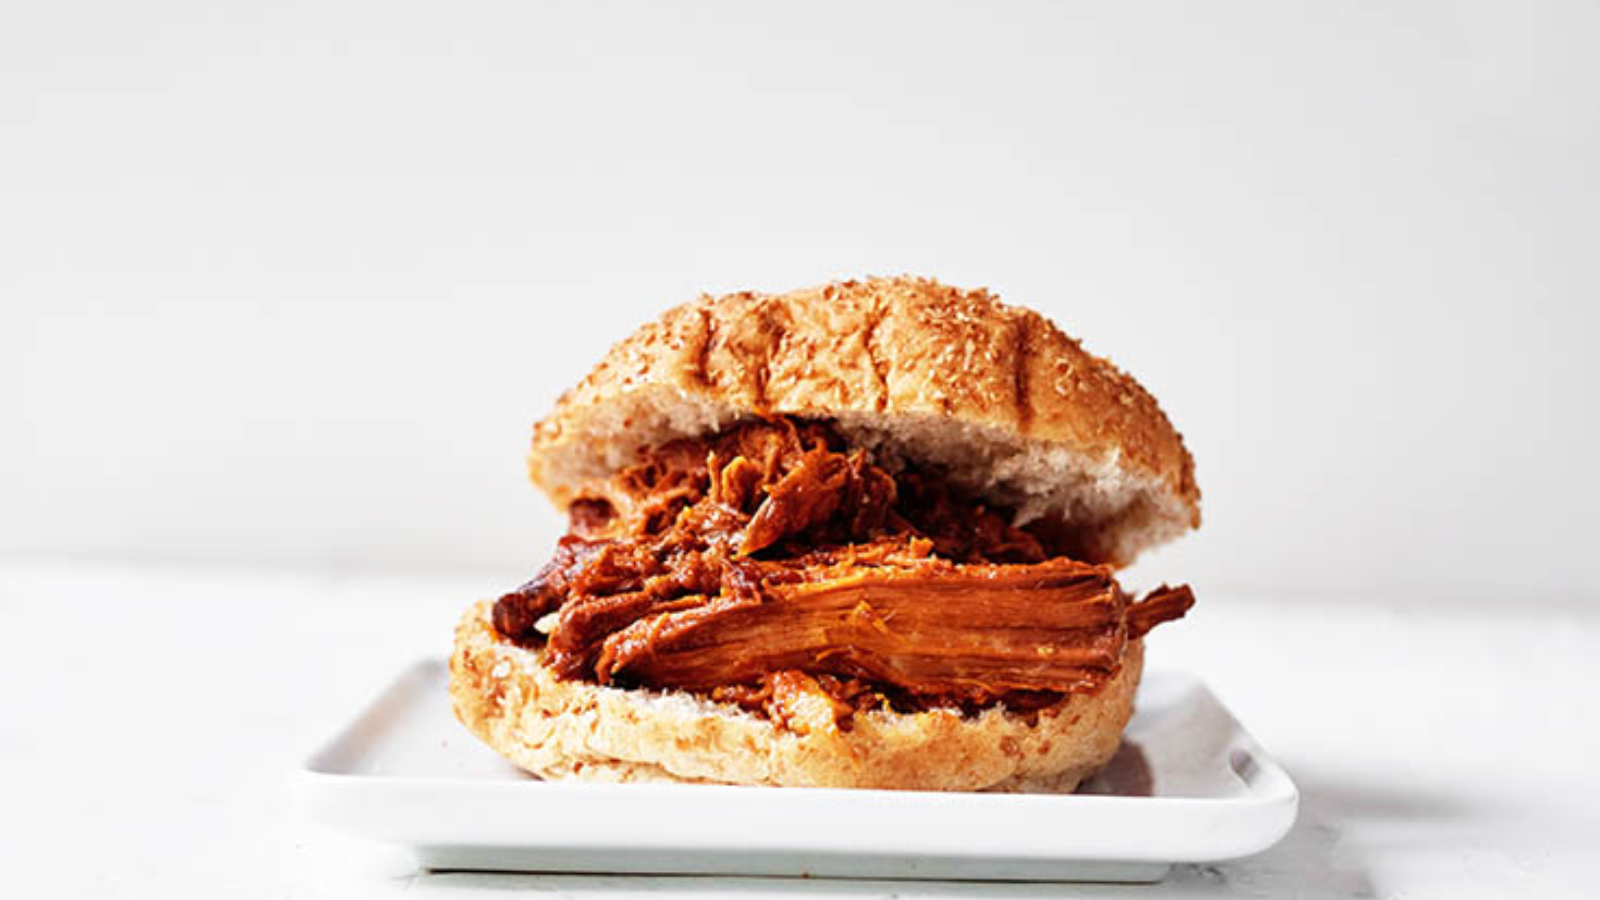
[4,0,1597,605]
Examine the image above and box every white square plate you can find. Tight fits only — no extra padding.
[293,661,1296,883]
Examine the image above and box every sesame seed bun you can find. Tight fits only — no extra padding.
[529,276,1198,566]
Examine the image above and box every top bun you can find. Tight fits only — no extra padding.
[529,276,1199,565]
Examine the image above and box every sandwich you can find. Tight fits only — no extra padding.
[450,276,1198,792]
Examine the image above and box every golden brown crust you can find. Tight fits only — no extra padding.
[528,276,1198,566]
[450,600,1143,792]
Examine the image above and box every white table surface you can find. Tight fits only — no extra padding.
[1,561,1595,899]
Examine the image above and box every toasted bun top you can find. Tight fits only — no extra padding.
[529,276,1199,565]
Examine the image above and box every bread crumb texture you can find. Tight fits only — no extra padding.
[529,276,1199,566]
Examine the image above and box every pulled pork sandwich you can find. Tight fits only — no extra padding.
[451,276,1199,792]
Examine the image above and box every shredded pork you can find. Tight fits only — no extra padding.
[493,418,1193,721]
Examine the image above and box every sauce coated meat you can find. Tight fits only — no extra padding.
[493,418,1193,721]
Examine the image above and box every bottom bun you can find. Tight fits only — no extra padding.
[449,599,1143,792]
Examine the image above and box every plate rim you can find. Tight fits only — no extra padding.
[291,658,1299,868]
